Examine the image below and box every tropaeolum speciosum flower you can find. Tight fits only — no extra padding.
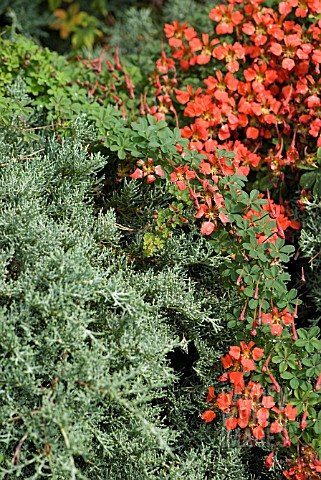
[223,341,265,371]
[142,0,321,244]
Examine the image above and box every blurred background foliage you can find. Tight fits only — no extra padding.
[0,0,214,55]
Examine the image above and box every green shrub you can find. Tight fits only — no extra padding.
[299,200,321,319]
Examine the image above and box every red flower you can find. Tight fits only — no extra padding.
[130,158,164,183]
[209,4,244,35]
[169,164,195,190]
[175,85,202,104]
[156,51,175,73]
[212,42,245,73]
[261,307,294,336]
[270,404,297,435]
[192,33,220,64]
[164,21,195,48]
[224,341,264,372]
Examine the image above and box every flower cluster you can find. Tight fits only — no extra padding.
[283,445,321,479]
[148,0,321,195]
[201,342,297,446]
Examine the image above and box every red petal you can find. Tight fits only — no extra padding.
[217,391,233,411]
[262,396,275,408]
[206,386,215,402]
[241,358,256,371]
[225,417,238,430]
[229,371,245,393]
[253,426,265,440]
[285,404,296,421]
[201,410,216,423]
[130,168,143,179]
[271,324,283,336]
[155,165,164,177]
[270,421,282,434]
[229,346,241,360]
[201,221,216,235]
[265,451,274,469]
[256,407,270,425]
[252,347,264,360]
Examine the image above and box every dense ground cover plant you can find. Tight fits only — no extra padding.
[1,1,321,477]
[112,0,321,477]
[130,144,321,477]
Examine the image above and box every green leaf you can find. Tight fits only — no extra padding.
[297,329,308,339]
[301,358,313,367]
[310,326,320,337]
[279,362,288,373]
[257,252,268,262]
[305,342,314,353]
[280,371,293,379]
[249,299,258,309]
[314,421,321,435]
[287,289,298,301]
[250,189,260,201]
[272,355,283,364]
[300,171,317,190]
[314,173,321,198]
[243,287,254,297]
[280,245,295,254]
[311,338,321,349]
[290,377,299,389]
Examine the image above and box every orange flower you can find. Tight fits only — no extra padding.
[261,307,294,336]
[209,4,244,35]
[270,404,297,434]
[222,341,264,372]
